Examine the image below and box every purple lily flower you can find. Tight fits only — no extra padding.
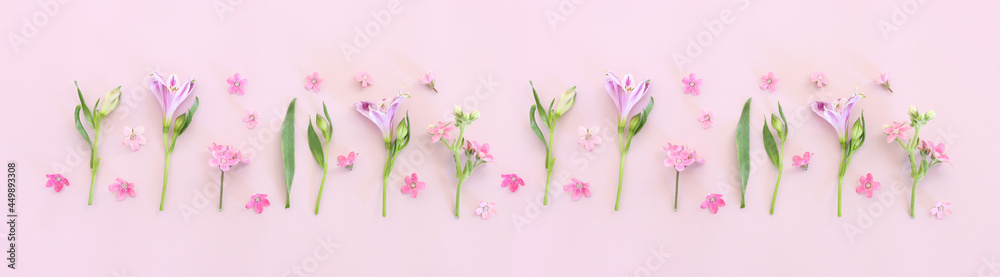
[355,91,410,140]
[604,71,651,124]
[149,72,196,125]
[810,91,863,143]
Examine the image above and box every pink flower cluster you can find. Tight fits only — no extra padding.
[663,143,705,171]
[208,143,250,171]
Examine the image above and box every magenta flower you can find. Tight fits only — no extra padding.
[108,178,136,201]
[476,142,494,162]
[681,73,702,95]
[876,71,893,93]
[882,121,911,143]
[245,193,270,214]
[700,193,726,214]
[208,143,249,172]
[920,140,951,164]
[304,72,323,92]
[355,71,372,88]
[930,201,951,219]
[663,143,705,172]
[792,151,813,170]
[475,201,498,219]
[149,72,196,123]
[337,152,358,170]
[855,173,881,198]
[698,110,716,129]
[243,110,261,129]
[759,72,779,92]
[400,173,425,198]
[356,91,409,140]
[605,71,651,123]
[421,72,438,93]
[811,92,863,142]
[45,174,69,192]
[226,73,247,95]
[122,125,147,152]
[427,121,455,143]
[563,178,592,201]
[577,126,603,152]
[810,71,828,88]
[500,173,524,192]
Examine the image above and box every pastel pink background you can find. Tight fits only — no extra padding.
[1,0,998,276]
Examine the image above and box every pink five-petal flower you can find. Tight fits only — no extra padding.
[682,73,703,95]
[792,151,813,170]
[475,201,498,219]
[855,173,881,198]
[122,125,147,152]
[243,110,261,129]
[876,71,893,93]
[245,193,270,214]
[882,121,911,143]
[304,72,323,92]
[421,72,438,93]
[428,121,455,143]
[337,152,358,170]
[227,73,247,95]
[45,174,70,192]
[400,173,425,198]
[577,126,603,152]
[930,201,952,219]
[698,110,716,129]
[920,140,951,164]
[700,193,726,214]
[476,143,494,162]
[663,143,705,172]
[760,72,779,92]
[500,173,525,192]
[563,178,592,201]
[355,71,372,88]
[810,71,828,88]
[108,178,136,201]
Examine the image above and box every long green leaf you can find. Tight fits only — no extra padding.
[322,102,333,142]
[631,97,655,136]
[529,81,548,127]
[762,120,780,168]
[175,97,199,136]
[528,105,546,147]
[74,105,92,147]
[75,81,94,128]
[736,98,752,208]
[307,119,325,167]
[777,102,788,142]
[280,98,297,208]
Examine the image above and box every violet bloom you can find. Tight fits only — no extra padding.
[700,193,726,214]
[356,91,410,141]
[855,173,881,198]
[245,194,271,214]
[45,174,70,192]
[150,72,195,126]
[108,178,136,201]
[605,71,651,124]
[810,92,863,142]
[500,174,525,192]
[563,178,592,201]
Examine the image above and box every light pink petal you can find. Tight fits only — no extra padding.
[117,190,127,201]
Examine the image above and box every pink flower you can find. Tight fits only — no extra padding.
[475,201,498,219]
[355,71,372,88]
[563,178,592,201]
[243,110,261,129]
[855,173,881,198]
[149,72,196,122]
[876,71,893,93]
[45,174,69,192]
[427,121,455,143]
[464,141,494,162]
[810,71,828,88]
[698,110,715,129]
[930,201,951,219]
[421,72,438,93]
[920,140,951,164]
[577,126,603,152]
[605,71,651,123]
[500,173,524,192]
[227,73,247,95]
[663,143,705,172]
[400,173,425,198]
[700,193,726,213]
[122,125,147,152]
[245,193,270,214]
[208,143,249,172]
[108,178,136,201]
[355,91,409,139]
[882,121,911,143]
[681,73,702,95]
[759,72,779,92]
[304,72,323,92]
[792,151,813,170]
[337,152,358,170]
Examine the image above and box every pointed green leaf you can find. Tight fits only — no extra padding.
[528,105,546,148]
[322,102,333,142]
[75,81,94,128]
[529,81,548,127]
[631,97,655,136]
[762,120,780,168]
[777,101,788,142]
[307,119,325,167]
[175,97,199,136]
[91,98,102,126]
[280,98,297,208]
[74,105,92,147]
[736,98,752,208]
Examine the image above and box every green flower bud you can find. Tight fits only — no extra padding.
[552,86,577,117]
[99,86,122,116]
[627,113,642,134]
[908,106,920,124]
[924,110,936,121]
[315,114,331,141]
[469,110,480,121]
[850,115,866,150]
[173,114,187,133]
[770,114,784,138]
[453,105,464,119]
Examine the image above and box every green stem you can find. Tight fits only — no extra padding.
[315,164,328,215]
[87,121,101,205]
[455,178,465,218]
[909,177,918,218]
[673,170,679,211]
[543,127,555,206]
[615,152,625,211]
[159,151,171,211]
[218,171,225,211]
[769,165,783,215]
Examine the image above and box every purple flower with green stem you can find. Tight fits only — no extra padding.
[431,106,492,218]
[150,72,199,211]
[72,81,121,205]
[604,71,654,211]
[308,102,334,215]
[528,81,576,206]
[810,87,866,217]
[356,89,411,217]
[887,106,949,218]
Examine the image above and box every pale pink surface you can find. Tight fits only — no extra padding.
[0,1,998,276]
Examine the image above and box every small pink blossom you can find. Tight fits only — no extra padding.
[500,173,524,192]
[421,72,438,93]
[882,121,911,143]
[45,174,69,192]
[681,73,702,95]
[464,141,494,162]
[663,143,705,172]
[792,151,813,170]
[700,193,726,214]
[122,125,147,152]
[208,143,249,172]
[304,72,323,92]
[920,140,951,164]
[577,126,603,152]
[427,121,455,143]
[876,71,893,93]
[243,110,261,129]
[355,71,372,88]
[759,72,779,92]
[855,173,881,198]
[475,201,497,219]
[810,71,828,88]
[227,73,247,95]
[400,173,425,198]
[563,178,592,201]
[245,193,270,214]
[337,152,358,170]
[930,201,952,219]
[108,178,136,201]
[698,110,716,129]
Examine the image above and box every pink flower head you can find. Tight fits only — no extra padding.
[227,73,247,95]
[698,110,716,129]
[45,174,69,192]
[304,72,323,92]
[400,173,425,198]
[605,71,651,123]
[855,173,881,198]
[149,72,196,122]
[700,193,726,214]
[882,121,911,143]
[811,91,864,142]
[760,72,779,92]
[355,71,372,88]
[337,152,358,170]
[476,142,494,162]
[563,178,592,201]
[810,71,828,88]
[122,125,147,152]
[243,110,261,129]
[355,91,409,140]
[427,121,455,143]
[500,173,524,192]
[876,71,893,93]
[475,201,498,219]
[930,201,951,219]
[577,126,603,152]
[663,143,705,172]
[108,178,136,201]
[245,193,270,214]
[920,140,951,164]
[421,72,438,93]
[681,73,702,95]
[208,143,249,172]
[792,151,813,170]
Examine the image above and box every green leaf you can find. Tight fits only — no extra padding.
[322,102,333,142]
[175,97,199,136]
[75,81,94,128]
[762,120,780,168]
[547,98,556,124]
[736,98,752,208]
[777,102,788,142]
[307,119,326,167]
[74,105,92,147]
[280,98,297,208]
[528,105,546,147]
[529,81,548,127]
[92,98,102,125]
[630,97,655,136]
